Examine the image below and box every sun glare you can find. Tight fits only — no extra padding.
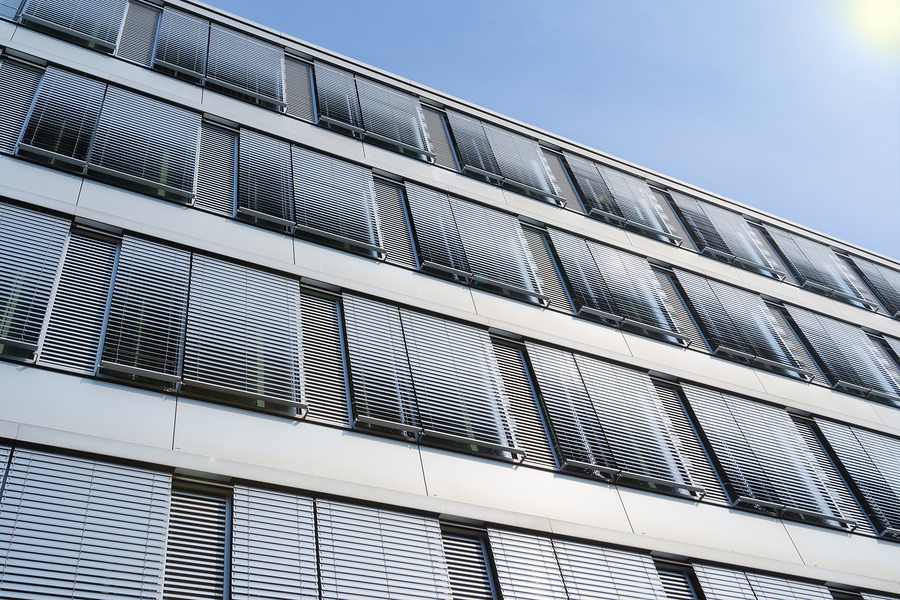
[840,0,900,58]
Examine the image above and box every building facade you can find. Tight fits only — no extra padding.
[0,0,899,598]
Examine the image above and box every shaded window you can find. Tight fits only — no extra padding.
[0,56,43,154]
[153,6,209,81]
[21,0,128,51]
[207,24,285,109]
[115,0,160,67]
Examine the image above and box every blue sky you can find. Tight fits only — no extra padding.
[211,0,900,259]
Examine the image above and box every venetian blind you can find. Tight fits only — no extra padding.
[22,0,128,50]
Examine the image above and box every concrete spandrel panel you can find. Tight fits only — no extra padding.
[362,143,445,187]
[784,521,900,587]
[0,155,83,207]
[833,300,900,340]
[76,180,295,266]
[292,238,478,317]
[868,401,900,431]
[0,19,15,41]
[617,486,804,565]
[419,447,632,534]
[173,398,427,496]
[430,168,508,207]
[0,362,176,449]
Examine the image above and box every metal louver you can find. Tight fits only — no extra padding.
[814,419,900,536]
[36,231,119,375]
[520,226,572,312]
[552,539,670,600]
[693,565,833,600]
[21,0,128,51]
[668,191,787,278]
[404,182,470,281]
[18,66,106,167]
[487,529,567,600]
[442,531,496,600]
[401,307,521,458]
[196,122,237,216]
[116,1,160,66]
[445,110,499,177]
[373,178,417,269]
[0,449,171,599]
[421,106,458,170]
[314,61,363,130]
[317,500,453,600]
[238,129,293,226]
[563,151,616,215]
[0,203,69,354]
[542,149,580,205]
[100,236,190,383]
[356,76,434,156]
[674,269,808,374]
[301,292,349,426]
[292,145,383,254]
[596,165,683,243]
[849,255,900,318]
[0,58,43,154]
[89,86,201,199]
[656,566,698,600]
[232,486,317,600]
[651,268,707,350]
[681,384,854,527]
[785,305,900,401]
[183,254,306,415]
[765,226,876,307]
[207,24,285,106]
[163,488,228,600]
[284,56,315,121]
[154,7,209,79]
[342,294,419,433]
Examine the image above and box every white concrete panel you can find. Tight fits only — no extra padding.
[753,370,886,427]
[0,362,175,449]
[173,398,427,495]
[868,401,900,432]
[0,418,19,441]
[0,19,15,41]
[291,238,480,318]
[833,301,900,338]
[429,168,508,206]
[76,180,295,266]
[785,522,900,584]
[419,447,632,534]
[618,486,804,564]
[625,334,768,394]
[362,143,445,188]
[0,155,83,208]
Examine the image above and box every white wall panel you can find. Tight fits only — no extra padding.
[0,154,82,207]
[0,19,14,41]
[783,521,900,584]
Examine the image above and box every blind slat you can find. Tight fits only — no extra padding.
[421,106,458,170]
[116,1,160,66]
[314,62,362,129]
[207,24,284,105]
[238,129,293,225]
[373,179,417,269]
[553,538,669,600]
[356,76,432,153]
[0,59,44,154]
[196,123,236,216]
[284,57,315,121]
[22,0,128,49]
[301,292,349,426]
[163,489,227,600]
[154,7,209,78]
[487,529,567,600]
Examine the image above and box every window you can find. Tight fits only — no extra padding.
[284,55,316,121]
[153,6,209,80]
[694,565,834,600]
[488,529,567,600]
[847,255,900,319]
[541,148,580,206]
[0,448,171,598]
[421,105,458,170]
[373,178,417,269]
[206,24,285,109]
[681,384,857,529]
[520,225,573,313]
[548,228,690,343]
[785,305,900,403]
[0,55,43,154]
[196,120,238,216]
[763,226,879,309]
[89,86,202,200]
[446,109,565,204]
[674,269,814,377]
[237,128,293,226]
[405,182,548,305]
[21,0,128,51]
[667,191,789,279]
[442,527,498,600]
[0,202,69,359]
[115,0,160,67]
[299,290,350,426]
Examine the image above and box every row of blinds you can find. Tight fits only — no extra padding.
[524,342,701,495]
[446,109,564,203]
[22,0,128,50]
[548,228,684,338]
[694,565,833,600]
[668,191,788,277]
[314,62,434,155]
[851,256,900,318]
[405,182,546,303]
[342,294,521,457]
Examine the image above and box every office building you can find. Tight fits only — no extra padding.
[0,0,899,598]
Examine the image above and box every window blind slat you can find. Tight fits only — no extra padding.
[487,529,567,600]
[314,62,362,129]
[373,179,417,269]
[22,0,128,49]
[404,182,470,278]
[547,228,615,318]
[850,256,900,318]
[0,59,43,154]
[481,121,560,199]
[656,568,698,600]
[207,24,284,105]
[401,308,517,452]
[317,500,452,600]
[421,106,458,170]
[814,419,900,535]
[301,292,349,426]
[238,129,293,225]
[154,7,209,78]
[521,227,572,312]
[292,145,381,252]
[445,110,500,177]
[163,489,227,600]
[553,539,669,600]
[682,384,846,521]
[116,1,160,67]
[0,203,69,352]
[284,57,315,121]
[652,269,707,350]
[196,122,236,216]
[89,86,201,197]
[183,254,304,412]
[563,152,615,214]
[36,232,118,375]
[542,150,579,206]
[231,486,317,600]
[356,76,432,154]
[592,164,681,240]
[101,236,190,381]
[0,449,170,599]
[342,294,418,432]
[19,67,106,165]
[442,532,495,600]
[694,565,833,600]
